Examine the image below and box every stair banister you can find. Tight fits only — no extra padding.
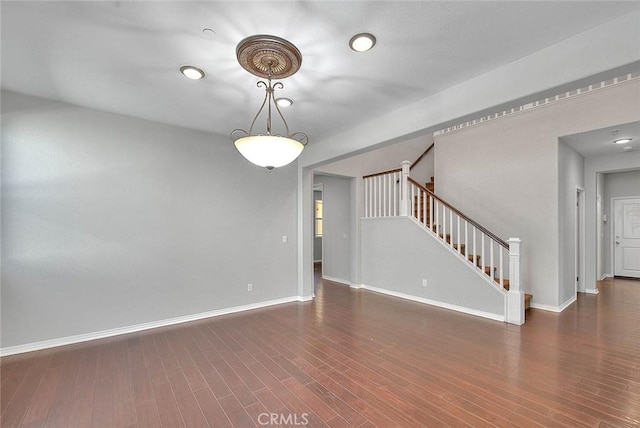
[399,160,410,217]
[406,178,510,247]
[362,162,526,324]
[506,238,524,325]
[410,143,435,170]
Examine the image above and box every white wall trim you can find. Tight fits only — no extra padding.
[435,73,640,136]
[297,295,314,302]
[530,294,577,312]
[0,296,301,357]
[585,288,600,295]
[322,275,351,286]
[360,283,505,323]
[600,273,613,280]
[350,283,363,289]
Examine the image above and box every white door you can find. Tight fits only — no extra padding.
[614,198,640,278]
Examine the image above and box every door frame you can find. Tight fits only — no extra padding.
[313,182,324,264]
[576,186,585,294]
[611,195,640,277]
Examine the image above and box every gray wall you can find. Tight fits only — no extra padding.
[435,80,639,308]
[558,141,585,305]
[1,91,299,349]
[602,169,640,275]
[361,218,505,318]
[314,175,351,284]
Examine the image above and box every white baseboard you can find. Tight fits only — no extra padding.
[530,294,576,313]
[360,284,504,322]
[322,275,351,286]
[559,295,577,311]
[297,295,314,302]
[599,273,612,280]
[350,283,363,289]
[0,296,301,357]
[529,302,558,311]
[585,288,600,295]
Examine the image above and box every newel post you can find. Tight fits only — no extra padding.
[399,160,411,217]
[506,237,524,325]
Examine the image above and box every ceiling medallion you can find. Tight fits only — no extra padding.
[236,35,302,79]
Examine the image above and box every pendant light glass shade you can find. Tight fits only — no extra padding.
[234,135,304,169]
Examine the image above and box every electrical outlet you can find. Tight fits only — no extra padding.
[248,283,253,292]
[422,279,428,287]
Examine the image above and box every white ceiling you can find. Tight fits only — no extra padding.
[561,121,640,158]
[2,1,639,147]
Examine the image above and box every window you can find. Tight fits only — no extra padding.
[315,199,323,237]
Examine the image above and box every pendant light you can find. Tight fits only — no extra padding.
[230,35,308,170]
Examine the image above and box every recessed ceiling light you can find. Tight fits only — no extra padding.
[180,65,205,80]
[614,138,632,144]
[349,33,376,52]
[275,98,293,107]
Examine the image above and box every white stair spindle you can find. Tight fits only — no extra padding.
[364,178,368,217]
[456,216,461,254]
[428,194,433,231]
[373,176,378,217]
[472,226,477,266]
[499,246,504,288]
[448,209,453,247]
[383,173,388,216]
[490,240,495,280]
[481,234,485,273]
[464,221,468,258]
[442,205,447,243]
[422,189,427,226]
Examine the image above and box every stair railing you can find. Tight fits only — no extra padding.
[362,167,402,218]
[363,161,524,325]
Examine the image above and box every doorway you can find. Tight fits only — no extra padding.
[613,197,640,278]
[313,183,323,283]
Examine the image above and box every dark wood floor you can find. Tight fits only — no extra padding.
[2,273,639,427]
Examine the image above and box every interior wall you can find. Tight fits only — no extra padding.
[1,91,299,349]
[558,141,585,304]
[435,80,640,309]
[313,174,352,284]
[361,217,505,319]
[602,169,640,275]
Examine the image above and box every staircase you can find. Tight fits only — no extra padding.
[363,160,529,324]
[414,177,531,310]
